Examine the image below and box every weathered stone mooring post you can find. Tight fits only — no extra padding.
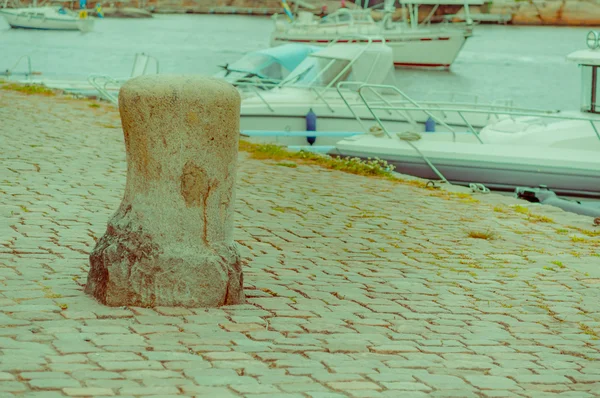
[85,75,244,307]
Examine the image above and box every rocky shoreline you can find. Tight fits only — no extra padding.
[14,0,600,26]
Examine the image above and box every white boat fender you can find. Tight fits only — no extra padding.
[306,108,317,146]
[397,131,422,141]
[515,185,600,219]
[369,125,386,137]
[425,116,436,132]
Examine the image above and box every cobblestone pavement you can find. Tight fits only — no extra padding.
[1,88,600,398]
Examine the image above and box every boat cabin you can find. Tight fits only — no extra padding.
[279,38,396,91]
[567,31,600,114]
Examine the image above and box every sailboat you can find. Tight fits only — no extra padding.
[0,0,94,32]
[270,0,481,69]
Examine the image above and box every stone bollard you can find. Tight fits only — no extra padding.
[85,75,245,307]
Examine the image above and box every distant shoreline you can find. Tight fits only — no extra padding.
[9,0,600,27]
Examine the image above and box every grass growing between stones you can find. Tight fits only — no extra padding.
[1,82,56,96]
[579,323,599,339]
[239,141,396,178]
[468,229,498,240]
[511,204,554,223]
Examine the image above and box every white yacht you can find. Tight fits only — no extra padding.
[332,31,600,197]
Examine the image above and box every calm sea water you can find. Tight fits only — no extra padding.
[0,14,593,110]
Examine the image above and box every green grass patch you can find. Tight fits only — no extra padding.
[239,141,395,178]
[2,83,55,96]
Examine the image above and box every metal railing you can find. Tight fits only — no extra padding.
[87,53,160,105]
[335,82,559,141]
[355,83,600,143]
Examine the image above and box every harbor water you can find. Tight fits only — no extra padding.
[0,14,592,110]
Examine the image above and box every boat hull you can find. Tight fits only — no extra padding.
[335,134,600,198]
[270,30,467,69]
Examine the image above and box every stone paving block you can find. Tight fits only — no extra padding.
[62,388,114,396]
[429,391,480,398]
[85,380,140,389]
[140,378,196,387]
[48,363,100,372]
[20,393,67,398]
[202,351,254,361]
[194,375,259,386]
[307,393,349,398]
[230,384,282,394]
[465,375,521,390]
[326,381,382,391]
[28,378,81,389]
[70,370,123,380]
[117,386,180,396]
[416,374,473,390]
[0,382,27,393]
[120,370,182,379]
[243,395,305,398]
[98,361,164,371]
[481,391,523,397]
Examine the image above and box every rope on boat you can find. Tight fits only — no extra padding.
[469,183,491,194]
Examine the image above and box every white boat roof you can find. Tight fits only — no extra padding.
[567,49,600,66]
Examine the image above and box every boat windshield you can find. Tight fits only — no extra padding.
[282,56,351,87]
[227,54,281,79]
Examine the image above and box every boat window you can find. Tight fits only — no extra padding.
[282,57,351,87]
[260,62,283,80]
[229,54,274,76]
[320,11,352,25]
[580,64,600,113]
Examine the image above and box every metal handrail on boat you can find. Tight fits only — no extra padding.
[87,74,123,104]
[352,83,578,143]
[87,53,160,105]
[2,55,33,78]
[360,98,600,144]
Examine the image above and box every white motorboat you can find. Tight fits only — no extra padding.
[332,31,600,198]
[0,1,94,32]
[240,36,550,147]
[213,43,322,88]
[270,0,481,69]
